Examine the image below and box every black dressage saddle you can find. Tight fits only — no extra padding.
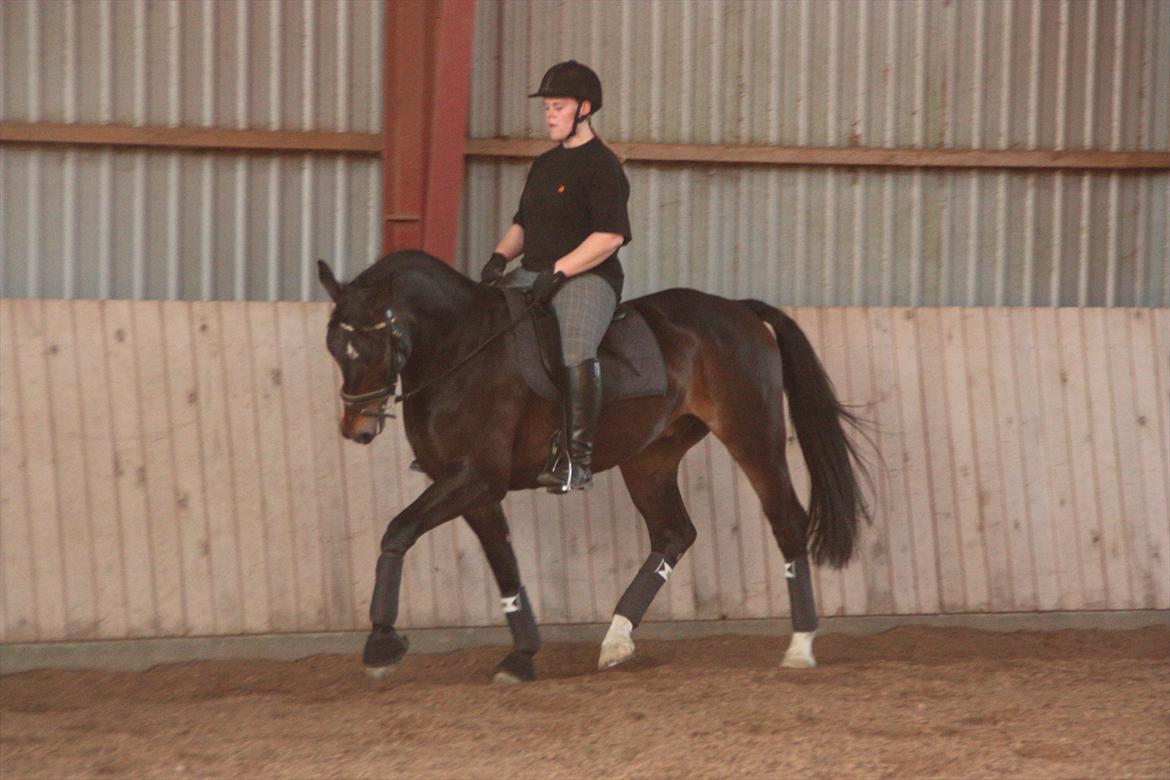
[501,287,667,405]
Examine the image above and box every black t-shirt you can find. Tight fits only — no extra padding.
[513,137,631,299]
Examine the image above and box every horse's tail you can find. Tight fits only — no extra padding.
[738,300,872,569]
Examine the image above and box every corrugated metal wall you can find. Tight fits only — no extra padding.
[2,299,1166,643]
[3,0,1166,305]
[458,0,1170,307]
[0,0,383,301]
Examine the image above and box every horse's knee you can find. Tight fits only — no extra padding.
[380,525,417,556]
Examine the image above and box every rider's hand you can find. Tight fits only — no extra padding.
[531,270,566,305]
[480,252,508,284]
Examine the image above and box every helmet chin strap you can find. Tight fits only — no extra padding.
[568,102,586,143]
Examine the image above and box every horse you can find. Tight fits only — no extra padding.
[317,250,870,683]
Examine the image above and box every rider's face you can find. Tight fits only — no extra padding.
[543,97,589,142]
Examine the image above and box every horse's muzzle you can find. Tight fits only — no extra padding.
[340,405,383,443]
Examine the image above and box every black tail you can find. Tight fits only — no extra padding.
[739,300,872,568]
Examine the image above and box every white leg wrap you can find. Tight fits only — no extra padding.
[598,615,636,670]
[781,630,817,669]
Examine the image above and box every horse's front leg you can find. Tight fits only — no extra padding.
[464,503,540,684]
[364,466,500,678]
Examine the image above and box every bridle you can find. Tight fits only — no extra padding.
[337,309,410,433]
[336,292,543,432]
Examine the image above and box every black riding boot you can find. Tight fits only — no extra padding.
[538,359,602,492]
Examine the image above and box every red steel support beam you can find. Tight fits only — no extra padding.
[422,0,476,262]
[383,0,432,253]
[382,0,475,262]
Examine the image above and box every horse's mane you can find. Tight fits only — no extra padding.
[350,250,476,295]
[333,250,485,328]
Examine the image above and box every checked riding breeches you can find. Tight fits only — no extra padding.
[502,267,616,365]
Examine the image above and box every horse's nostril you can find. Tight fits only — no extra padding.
[355,432,374,445]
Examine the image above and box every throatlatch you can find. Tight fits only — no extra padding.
[501,586,541,655]
[785,556,818,632]
[614,552,674,628]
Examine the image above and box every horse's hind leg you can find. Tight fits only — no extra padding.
[726,442,820,668]
[464,503,541,683]
[602,417,707,670]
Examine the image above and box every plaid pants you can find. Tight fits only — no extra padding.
[503,267,617,366]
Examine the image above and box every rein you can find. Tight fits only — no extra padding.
[342,288,543,421]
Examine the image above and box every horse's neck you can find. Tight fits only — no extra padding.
[397,281,497,390]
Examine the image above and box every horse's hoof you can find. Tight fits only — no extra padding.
[362,628,409,670]
[365,663,399,681]
[781,631,816,669]
[780,653,817,669]
[493,650,535,684]
[598,637,635,670]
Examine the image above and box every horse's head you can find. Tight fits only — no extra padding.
[319,260,412,444]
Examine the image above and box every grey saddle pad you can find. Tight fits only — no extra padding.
[502,287,668,404]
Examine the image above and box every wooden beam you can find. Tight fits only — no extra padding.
[0,121,380,154]
[465,138,1170,171]
[4,121,1167,171]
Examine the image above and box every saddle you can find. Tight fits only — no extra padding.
[501,288,667,405]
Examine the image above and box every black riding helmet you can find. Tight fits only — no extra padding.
[529,61,603,140]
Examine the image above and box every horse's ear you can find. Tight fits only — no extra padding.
[318,259,343,302]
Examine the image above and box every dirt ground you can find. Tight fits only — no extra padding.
[1,625,1167,780]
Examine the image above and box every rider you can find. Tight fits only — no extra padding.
[481,61,632,492]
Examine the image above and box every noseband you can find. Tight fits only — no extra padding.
[338,308,410,430]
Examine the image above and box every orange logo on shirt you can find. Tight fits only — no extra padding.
[556,184,566,193]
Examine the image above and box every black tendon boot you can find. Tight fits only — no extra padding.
[537,359,602,492]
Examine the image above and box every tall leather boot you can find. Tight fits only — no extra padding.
[537,359,602,492]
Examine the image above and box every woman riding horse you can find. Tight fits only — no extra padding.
[318,67,871,685]
[480,60,630,493]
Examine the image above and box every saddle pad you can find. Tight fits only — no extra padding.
[502,288,668,405]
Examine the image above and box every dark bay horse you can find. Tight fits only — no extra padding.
[318,250,869,682]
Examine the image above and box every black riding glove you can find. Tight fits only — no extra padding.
[481,252,508,284]
[531,270,567,305]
